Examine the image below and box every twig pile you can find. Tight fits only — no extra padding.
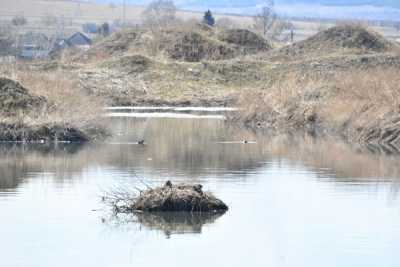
[106,181,228,213]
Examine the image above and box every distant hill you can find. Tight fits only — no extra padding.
[94,0,400,9]
[178,1,400,21]
[277,1,400,9]
[92,0,400,21]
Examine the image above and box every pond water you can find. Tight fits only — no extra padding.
[1,108,400,267]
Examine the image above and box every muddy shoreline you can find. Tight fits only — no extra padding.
[228,110,400,155]
[108,97,400,154]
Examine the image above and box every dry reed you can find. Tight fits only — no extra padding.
[3,67,105,127]
[234,67,400,138]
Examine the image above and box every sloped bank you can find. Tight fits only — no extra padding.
[0,122,108,142]
[0,77,109,142]
[229,25,400,152]
[230,67,400,153]
[0,77,47,115]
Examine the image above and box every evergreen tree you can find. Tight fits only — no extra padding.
[203,10,215,26]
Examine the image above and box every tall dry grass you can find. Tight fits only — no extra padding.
[324,68,400,129]
[234,67,400,135]
[335,68,400,106]
[1,65,105,128]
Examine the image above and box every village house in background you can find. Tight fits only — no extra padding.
[52,31,92,56]
[20,32,51,59]
[20,31,92,59]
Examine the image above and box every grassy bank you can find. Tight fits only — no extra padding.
[4,23,400,148]
[74,24,400,149]
[0,68,108,142]
[231,67,400,150]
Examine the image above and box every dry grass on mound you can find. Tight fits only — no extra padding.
[166,31,236,62]
[233,67,400,144]
[217,28,272,53]
[84,24,270,63]
[14,71,105,127]
[0,77,46,116]
[271,25,398,60]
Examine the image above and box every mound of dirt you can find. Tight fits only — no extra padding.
[218,29,272,53]
[86,26,270,62]
[101,54,152,73]
[86,29,143,59]
[166,31,235,62]
[115,181,228,212]
[277,25,395,57]
[0,78,46,115]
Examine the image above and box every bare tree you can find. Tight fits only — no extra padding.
[253,0,283,39]
[11,15,27,27]
[141,0,177,30]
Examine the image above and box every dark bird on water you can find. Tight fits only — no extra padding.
[138,140,145,145]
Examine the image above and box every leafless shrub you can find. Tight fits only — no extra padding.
[141,0,177,30]
[103,177,154,213]
[234,68,400,133]
[253,0,287,40]
[103,186,139,213]
[9,70,105,126]
[11,15,27,27]
[335,68,400,106]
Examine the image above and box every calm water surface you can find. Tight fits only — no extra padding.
[1,109,400,267]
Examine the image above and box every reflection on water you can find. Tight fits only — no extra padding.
[2,118,399,190]
[135,212,226,237]
[107,211,226,238]
[105,106,238,111]
[1,115,400,267]
[0,143,86,190]
[106,112,226,119]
